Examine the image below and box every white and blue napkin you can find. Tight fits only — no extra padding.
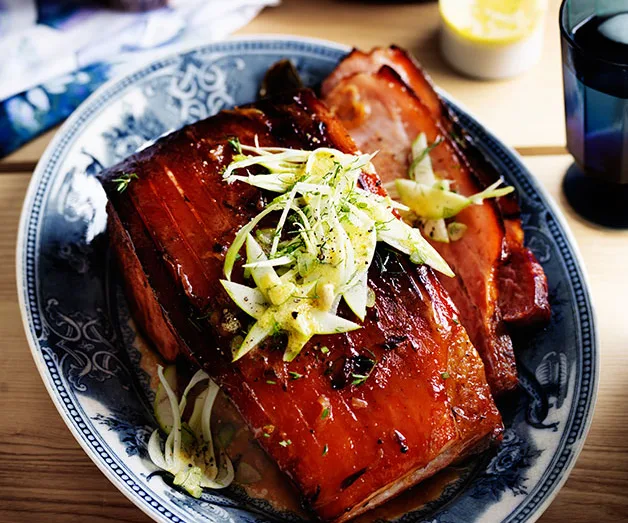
[0,0,278,157]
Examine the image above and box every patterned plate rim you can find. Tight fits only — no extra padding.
[440,96,599,523]
[15,35,598,523]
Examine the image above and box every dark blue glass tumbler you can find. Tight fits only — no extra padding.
[560,0,628,227]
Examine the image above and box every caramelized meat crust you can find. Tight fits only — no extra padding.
[100,89,502,522]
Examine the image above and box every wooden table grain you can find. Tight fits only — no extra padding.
[1,1,626,522]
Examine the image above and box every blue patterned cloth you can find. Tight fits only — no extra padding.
[0,0,278,158]
[0,63,112,156]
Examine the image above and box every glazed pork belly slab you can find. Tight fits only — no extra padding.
[100,89,502,522]
[322,46,550,329]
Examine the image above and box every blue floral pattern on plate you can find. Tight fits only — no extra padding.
[16,37,597,523]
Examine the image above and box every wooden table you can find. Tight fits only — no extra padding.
[1,1,626,522]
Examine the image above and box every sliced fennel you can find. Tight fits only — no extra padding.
[447,221,468,241]
[395,178,514,220]
[409,133,442,185]
[148,366,234,497]
[221,144,453,362]
[408,133,449,242]
[221,235,361,362]
[400,132,514,242]
[153,365,178,433]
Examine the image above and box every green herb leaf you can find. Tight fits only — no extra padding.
[322,444,328,456]
[321,407,330,420]
[351,373,369,386]
[441,371,450,379]
[228,137,242,154]
[279,439,292,447]
[112,172,138,193]
[351,357,377,386]
[289,371,303,380]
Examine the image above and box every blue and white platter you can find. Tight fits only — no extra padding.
[16,36,597,523]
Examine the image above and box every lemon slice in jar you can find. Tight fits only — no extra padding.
[440,0,547,79]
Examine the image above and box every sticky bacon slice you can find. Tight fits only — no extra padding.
[322,46,550,328]
[323,67,518,395]
[100,89,502,522]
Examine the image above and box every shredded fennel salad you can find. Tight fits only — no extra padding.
[219,137,512,362]
[147,134,513,498]
[220,140,457,363]
[148,366,234,496]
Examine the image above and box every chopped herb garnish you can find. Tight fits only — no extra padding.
[112,172,138,193]
[278,439,292,447]
[320,346,329,355]
[263,433,270,438]
[321,407,330,420]
[351,373,370,386]
[289,371,303,380]
[441,371,450,379]
[350,355,377,386]
[266,380,277,385]
[227,137,242,154]
[322,444,328,456]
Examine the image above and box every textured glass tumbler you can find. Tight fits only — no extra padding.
[560,0,628,227]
